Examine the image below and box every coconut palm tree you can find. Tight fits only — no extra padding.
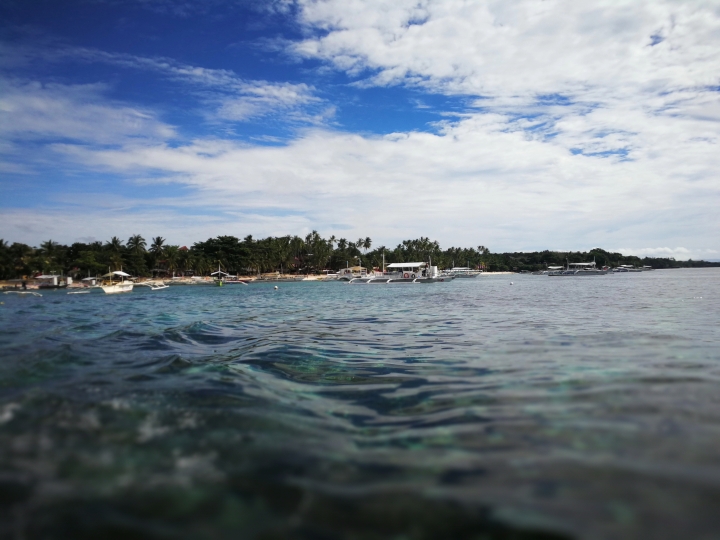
[362,237,372,253]
[105,236,124,253]
[109,252,124,271]
[194,255,210,276]
[150,237,165,256]
[164,246,180,277]
[127,234,147,255]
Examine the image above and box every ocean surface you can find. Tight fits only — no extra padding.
[1,269,719,540]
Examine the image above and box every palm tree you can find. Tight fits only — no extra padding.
[127,234,147,255]
[150,237,165,256]
[164,246,180,277]
[38,240,60,273]
[40,239,58,255]
[105,236,124,253]
[194,255,210,276]
[362,237,372,253]
[109,252,124,271]
[178,248,194,275]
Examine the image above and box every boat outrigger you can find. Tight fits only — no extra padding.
[135,280,169,290]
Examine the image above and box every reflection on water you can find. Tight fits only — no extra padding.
[1,269,719,539]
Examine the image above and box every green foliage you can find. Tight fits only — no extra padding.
[0,234,717,280]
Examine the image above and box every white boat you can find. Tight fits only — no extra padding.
[613,265,642,273]
[100,271,134,294]
[211,264,231,286]
[36,274,71,289]
[548,261,608,276]
[337,266,368,281]
[444,266,481,278]
[348,262,448,284]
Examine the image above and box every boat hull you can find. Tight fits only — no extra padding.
[348,277,449,284]
[548,270,608,276]
[101,283,134,294]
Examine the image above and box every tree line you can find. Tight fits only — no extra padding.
[0,234,717,280]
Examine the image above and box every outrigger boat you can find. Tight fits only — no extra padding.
[211,264,230,286]
[548,260,608,276]
[337,266,368,281]
[211,264,248,286]
[100,271,134,293]
[613,265,642,273]
[443,266,480,278]
[348,262,448,284]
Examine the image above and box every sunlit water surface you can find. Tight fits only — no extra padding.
[1,269,719,539]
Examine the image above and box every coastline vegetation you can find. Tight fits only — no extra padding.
[0,234,717,279]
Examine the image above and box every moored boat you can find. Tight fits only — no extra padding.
[100,271,134,294]
[349,262,448,284]
[337,266,368,281]
[444,266,481,278]
[613,265,642,273]
[548,261,608,276]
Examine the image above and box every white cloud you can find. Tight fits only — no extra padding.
[292,0,720,97]
[1,1,719,259]
[0,79,175,143]
[290,0,720,161]
[45,47,325,123]
[24,103,714,256]
[613,247,720,261]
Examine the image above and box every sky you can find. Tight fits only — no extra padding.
[0,0,719,260]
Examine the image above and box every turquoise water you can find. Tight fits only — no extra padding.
[1,269,719,539]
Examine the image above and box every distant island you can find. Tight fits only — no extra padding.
[1,233,717,279]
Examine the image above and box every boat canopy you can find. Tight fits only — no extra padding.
[36,274,61,279]
[387,262,426,268]
[568,262,596,267]
[547,266,564,270]
[102,271,131,277]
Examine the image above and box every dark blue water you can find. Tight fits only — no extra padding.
[1,270,719,539]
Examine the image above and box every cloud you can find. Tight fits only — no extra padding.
[291,0,720,96]
[0,79,175,143]
[290,0,720,158]
[613,247,720,261]
[26,102,714,255]
[39,46,326,124]
[1,1,719,259]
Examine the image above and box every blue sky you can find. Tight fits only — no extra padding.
[1,0,719,260]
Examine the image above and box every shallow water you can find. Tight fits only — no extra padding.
[1,269,719,539]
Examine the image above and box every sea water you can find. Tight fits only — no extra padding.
[1,269,719,539]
